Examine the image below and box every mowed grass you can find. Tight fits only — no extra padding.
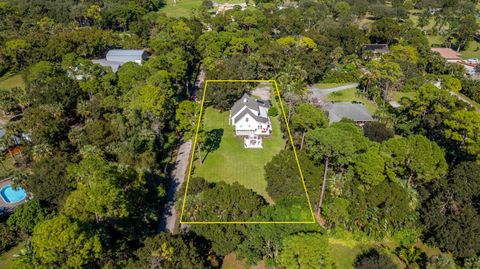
[193,106,285,200]
[159,0,247,17]
[327,89,378,114]
[159,0,202,17]
[0,74,25,89]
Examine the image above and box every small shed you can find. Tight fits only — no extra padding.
[327,102,374,126]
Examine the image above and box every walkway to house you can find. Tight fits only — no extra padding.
[158,140,193,234]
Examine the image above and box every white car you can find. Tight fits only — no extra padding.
[467,58,479,64]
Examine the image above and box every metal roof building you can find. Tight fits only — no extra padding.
[327,102,374,125]
[92,49,148,73]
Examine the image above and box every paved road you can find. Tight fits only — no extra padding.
[159,140,193,234]
[307,83,359,98]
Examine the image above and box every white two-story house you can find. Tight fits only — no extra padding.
[229,93,272,137]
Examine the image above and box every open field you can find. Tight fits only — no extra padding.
[327,88,378,114]
[0,74,25,89]
[193,105,285,200]
[159,0,246,17]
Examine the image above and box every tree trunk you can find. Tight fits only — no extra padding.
[197,142,203,165]
[316,157,329,215]
[300,131,305,150]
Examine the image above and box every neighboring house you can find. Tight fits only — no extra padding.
[431,48,462,63]
[214,3,247,14]
[92,49,148,73]
[230,94,271,148]
[327,102,374,126]
[364,44,390,55]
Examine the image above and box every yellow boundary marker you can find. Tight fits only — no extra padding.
[179,80,316,224]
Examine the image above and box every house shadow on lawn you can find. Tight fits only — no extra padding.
[202,128,223,163]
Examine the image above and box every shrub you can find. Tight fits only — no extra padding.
[268,106,278,117]
[355,249,399,269]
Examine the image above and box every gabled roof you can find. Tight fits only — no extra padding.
[106,50,146,58]
[327,102,374,123]
[233,108,269,124]
[230,93,270,124]
[431,48,461,60]
[231,93,268,116]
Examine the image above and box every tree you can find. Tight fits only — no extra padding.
[128,233,210,269]
[185,179,266,255]
[444,110,480,160]
[265,150,322,202]
[305,123,370,217]
[382,135,447,186]
[363,121,394,142]
[0,223,16,253]
[7,200,47,235]
[63,156,146,223]
[126,84,176,136]
[29,215,102,268]
[117,62,149,92]
[364,59,403,102]
[3,39,30,70]
[422,162,480,257]
[355,249,399,269]
[290,103,328,149]
[26,153,72,207]
[279,233,334,269]
[175,101,201,139]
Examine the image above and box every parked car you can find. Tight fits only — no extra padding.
[467,58,479,64]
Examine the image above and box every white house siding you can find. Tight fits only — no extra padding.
[235,114,256,133]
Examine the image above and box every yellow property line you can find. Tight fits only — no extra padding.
[179,80,317,224]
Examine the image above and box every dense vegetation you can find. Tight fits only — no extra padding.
[0,0,479,268]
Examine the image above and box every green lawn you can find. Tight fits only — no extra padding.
[159,0,202,17]
[159,0,246,17]
[327,89,378,114]
[0,156,18,179]
[0,74,25,89]
[0,242,25,269]
[193,105,285,200]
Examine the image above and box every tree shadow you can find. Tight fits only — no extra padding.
[202,128,223,163]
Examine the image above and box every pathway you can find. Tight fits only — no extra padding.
[307,83,359,107]
[158,140,193,234]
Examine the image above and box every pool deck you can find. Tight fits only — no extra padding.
[0,178,28,209]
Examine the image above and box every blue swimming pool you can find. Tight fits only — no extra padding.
[0,185,27,204]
